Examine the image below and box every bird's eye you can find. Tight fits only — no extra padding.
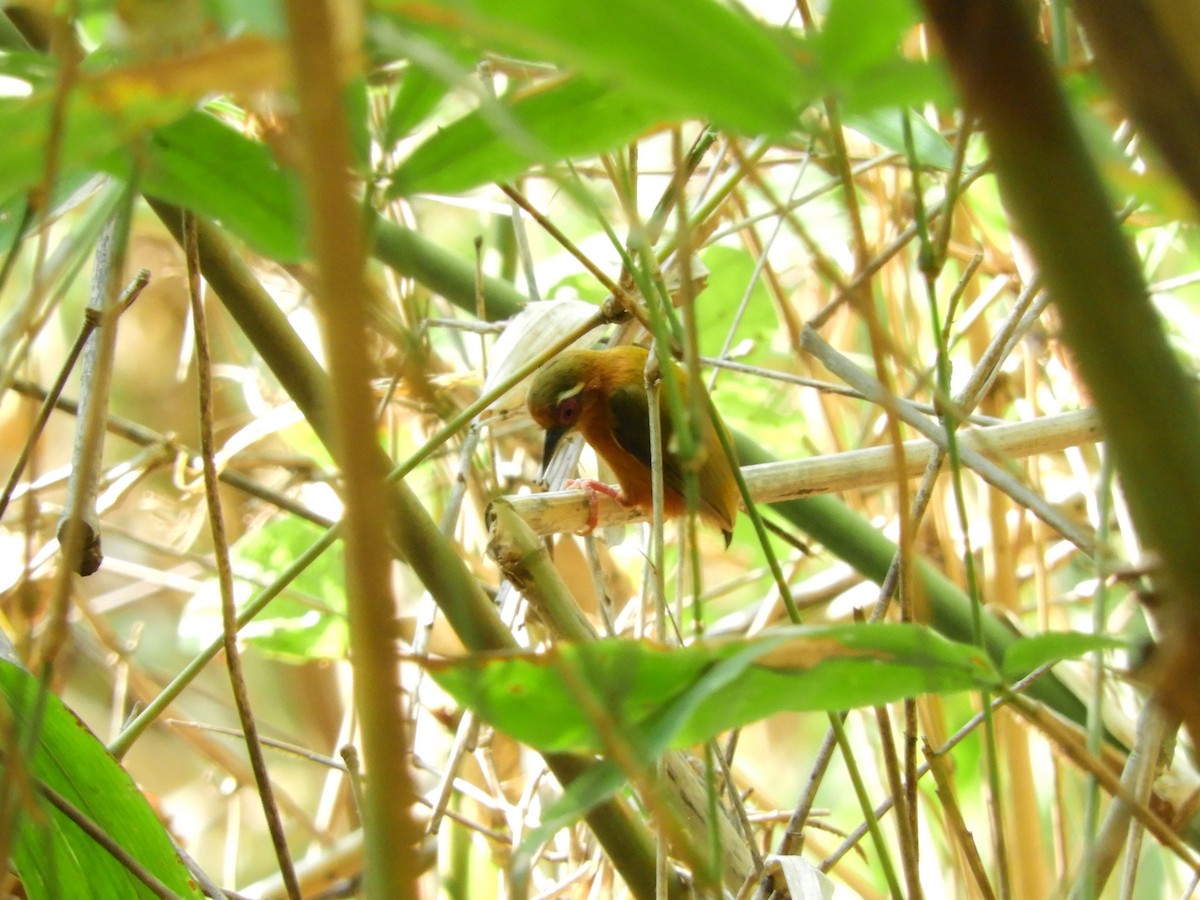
[557,396,581,426]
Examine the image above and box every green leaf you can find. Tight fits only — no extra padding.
[845,108,955,170]
[834,58,951,113]
[819,0,918,81]
[384,66,454,146]
[383,0,804,135]
[370,19,481,146]
[388,77,673,197]
[514,637,773,869]
[180,517,347,663]
[0,170,111,258]
[0,662,204,900]
[0,50,56,86]
[345,76,374,173]
[137,111,306,262]
[813,0,950,112]
[696,245,781,361]
[1001,631,1127,682]
[207,0,287,37]
[518,759,627,870]
[427,623,999,755]
[0,83,191,211]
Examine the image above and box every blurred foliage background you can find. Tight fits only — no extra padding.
[2,0,1200,898]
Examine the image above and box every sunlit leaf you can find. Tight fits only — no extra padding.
[84,34,287,101]
[427,623,999,754]
[138,111,306,262]
[388,77,673,197]
[383,66,452,146]
[0,37,286,219]
[383,0,804,135]
[180,517,346,663]
[814,0,950,111]
[819,0,918,80]
[1001,631,1127,681]
[0,85,189,209]
[0,662,204,900]
[370,19,482,145]
[845,108,955,169]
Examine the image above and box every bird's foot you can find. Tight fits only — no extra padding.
[565,479,627,535]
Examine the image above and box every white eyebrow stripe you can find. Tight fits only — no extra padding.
[556,383,584,404]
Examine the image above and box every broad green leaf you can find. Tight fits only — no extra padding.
[0,50,55,86]
[819,0,918,81]
[0,39,299,258]
[0,83,191,210]
[832,58,951,113]
[383,0,804,135]
[1001,631,1127,682]
[370,17,482,145]
[845,109,955,170]
[812,0,950,112]
[0,31,290,205]
[517,758,627,872]
[0,662,204,900]
[180,517,347,662]
[384,66,454,145]
[388,77,673,197]
[513,637,774,869]
[79,32,287,99]
[427,623,999,755]
[138,111,306,262]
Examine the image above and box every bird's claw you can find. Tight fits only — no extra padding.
[565,478,625,535]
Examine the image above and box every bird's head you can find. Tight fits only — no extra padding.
[527,353,593,477]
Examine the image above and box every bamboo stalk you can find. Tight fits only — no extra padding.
[504,408,1101,537]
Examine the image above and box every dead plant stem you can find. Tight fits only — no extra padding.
[185,210,301,900]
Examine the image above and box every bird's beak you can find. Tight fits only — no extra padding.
[539,426,567,481]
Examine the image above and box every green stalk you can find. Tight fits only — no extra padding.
[920,0,1200,633]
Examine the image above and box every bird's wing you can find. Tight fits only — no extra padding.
[607,383,686,496]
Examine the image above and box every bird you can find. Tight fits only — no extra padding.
[526,345,739,546]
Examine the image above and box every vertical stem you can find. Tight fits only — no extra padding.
[281,3,421,896]
[185,210,301,900]
[920,0,1200,697]
[46,185,134,670]
[54,218,122,579]
[827,714,903,899]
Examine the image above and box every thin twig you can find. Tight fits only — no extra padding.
[819,667,1053,872]
[7,378,337,529]
[500,183,631,305]
[801,326,1096,554]
[0,269,150,522]
[185,209,301,899]
[54,218,125,579]
[922,738,997,900]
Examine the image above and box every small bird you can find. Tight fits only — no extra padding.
[527,345,739,545]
